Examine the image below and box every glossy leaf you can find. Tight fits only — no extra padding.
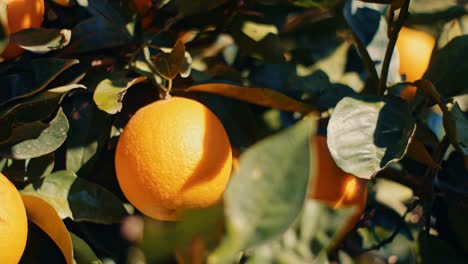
[1,153,55,181]
[0,58,79,105]
[94,76,147,114]
[65,95,113,176]
[70,232,102,264]
[11,28,72,53]
[184,83,315,115]
[0,84,84,143]
[209,116,317,263]
[21,195,74,264]
[0,108,69,159]
[21,170,128,223]
[443,102,468,155]
[424,35,468,97]
[327,96,416,179]
[152,40,186,80]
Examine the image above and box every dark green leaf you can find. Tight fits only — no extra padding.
[418,232,466,264]
[94,76,147,114]
[65,95,113,176]
[1,153,54,182]
[443,102,468,155]
[0,85,84,143]
[63,16,131,54]
[0,108,69,159]
[11,28,71,53]
[0,58,79,105]
[327,96,416,179]
[209,116,317,263]
[21,170,128,224]
[424,35,468,97]
[70,232,102,264]
[152,40,186,80]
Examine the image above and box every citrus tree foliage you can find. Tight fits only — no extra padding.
[0,0,467,263]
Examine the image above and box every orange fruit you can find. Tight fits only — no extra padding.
[1,0,45,60]
[0,173,28,263]
[308,136,367,247]
[396,27,435,100]
[396,27,435,82]
[115,96,232,221]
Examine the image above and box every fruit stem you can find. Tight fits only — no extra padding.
[377,0,411,96]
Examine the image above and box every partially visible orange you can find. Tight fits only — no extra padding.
[51,0,73,6]
[115,97,232,221]
[0,173,28,263]
[396,27,435,82]
[1,0,45,60]
[396,27,435,100]
[309,136,367,248]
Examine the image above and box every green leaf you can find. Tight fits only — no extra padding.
[0,1,8,55]
[424,35,468,97]
[443,101,468,155]
[65,95,113,176]
[70,232,102,264]
[1,153,54,182]
[152,40,186,80]
[0,58,79,105]
[418,232,466,264]
[327,96,416,179]
[21,170,128,224]
[208,116,317,263]
[184,83,315,115]
[0,108,69,159]
[94,76,147,114]
[0,84,84,143]
[10,28,71,53]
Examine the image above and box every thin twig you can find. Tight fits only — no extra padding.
[377,0,411,96]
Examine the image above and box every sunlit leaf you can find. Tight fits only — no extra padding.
[11,28,71,53]
[443,102,468,155]
[94,76,147,114]
[209,116,317,263]
[184,83,315,115]
[21,195,74,264]
[70,232,102,264]
[152,40,186,80]
[21,170,128,223]
[327,96,416,179]
[0,108,69,159]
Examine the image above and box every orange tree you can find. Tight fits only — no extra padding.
[0,0,467,263]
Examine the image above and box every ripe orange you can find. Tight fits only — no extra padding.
[0,173,28,263]
[396,27,435,100]
[51,0,73,7]
[308,136,367,247]
[396,27,435,82]
[115,96,232,221]
[1,0,45,60]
